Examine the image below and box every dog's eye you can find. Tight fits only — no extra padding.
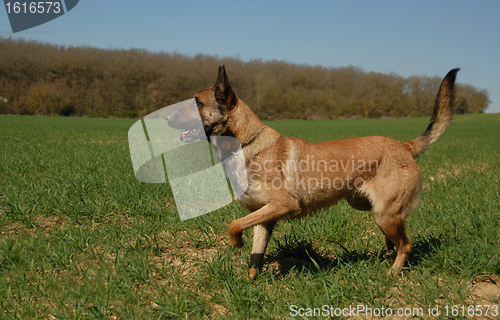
[195,98,203,107]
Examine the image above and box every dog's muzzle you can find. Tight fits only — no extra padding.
[165,100,206,143]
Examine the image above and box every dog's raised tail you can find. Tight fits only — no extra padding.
[404,68,459,158]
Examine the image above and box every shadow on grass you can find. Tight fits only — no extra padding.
[407,234,445,267]
[263,234,445,277]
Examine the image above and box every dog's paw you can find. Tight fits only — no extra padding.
[387,268,404,278]
[248,267,258,279]
[228,233,244,247]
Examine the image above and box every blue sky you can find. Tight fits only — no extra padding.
[1,0,499,113]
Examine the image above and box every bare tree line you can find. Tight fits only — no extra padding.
[0,37,490,119]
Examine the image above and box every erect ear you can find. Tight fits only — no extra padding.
[215,65,237,110]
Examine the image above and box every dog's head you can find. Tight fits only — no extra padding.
[166,65,237,142]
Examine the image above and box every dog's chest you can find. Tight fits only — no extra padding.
[237,186,268,212]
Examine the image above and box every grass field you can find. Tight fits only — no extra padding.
[0,113,499,319]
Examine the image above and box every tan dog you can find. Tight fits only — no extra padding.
[166,66,458,277]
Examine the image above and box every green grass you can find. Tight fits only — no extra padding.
[1,113,499,319]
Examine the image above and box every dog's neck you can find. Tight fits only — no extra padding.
[226,99,267,149]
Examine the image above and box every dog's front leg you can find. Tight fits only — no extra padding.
[249,221,276,278]
[228,200,299,248]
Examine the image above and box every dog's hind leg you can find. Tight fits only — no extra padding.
[368,160,422,274]
[248,221,277,278]
[372,191,413,274]
[375,211,411,273]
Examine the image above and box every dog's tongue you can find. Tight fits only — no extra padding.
[177,130,190,140]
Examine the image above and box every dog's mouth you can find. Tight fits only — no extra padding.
[177,126,204,143]
[164,99,207,143]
